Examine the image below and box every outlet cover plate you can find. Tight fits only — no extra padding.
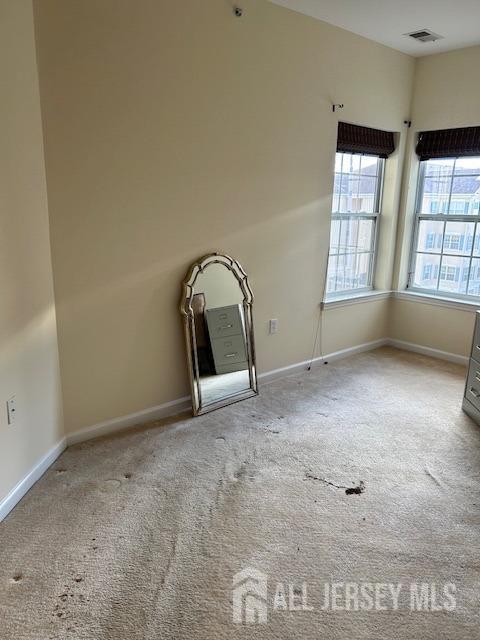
[269,319,279,334]
[7,396,16,425]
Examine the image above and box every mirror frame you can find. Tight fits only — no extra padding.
[180,252,258,416]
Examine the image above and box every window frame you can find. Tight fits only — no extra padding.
[408,157,480,301]
[326,152,385,299]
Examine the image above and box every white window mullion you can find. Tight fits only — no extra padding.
[436,220,447,292]
[465,221,476,295]
[335,218,342,292]
[325,152,384,298]
[410,155,480,301]
[446,158,456,215]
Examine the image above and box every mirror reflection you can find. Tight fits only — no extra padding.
[194,264,249,405]
[180,254,258,415]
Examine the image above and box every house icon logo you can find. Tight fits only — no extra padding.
[232,567,268,624]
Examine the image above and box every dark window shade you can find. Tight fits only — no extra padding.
[337,122,395,158]
[416,126,480,160]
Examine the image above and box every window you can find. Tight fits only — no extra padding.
[326,152,384,296]
[443,234,462,251]
[440,265,458,282]
[422,264,432,280]
[410,156,480,299]
[425,232,436,249]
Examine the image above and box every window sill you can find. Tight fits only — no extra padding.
[392,290,480,312]
[322,288,480,312]
[322,289,392,310]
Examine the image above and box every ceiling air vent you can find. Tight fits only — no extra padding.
[405,29,443,43]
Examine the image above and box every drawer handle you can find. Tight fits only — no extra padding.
[219,314,228,320]
[225,353,238,358]
[470,386,480,398]
[220,324,233,329]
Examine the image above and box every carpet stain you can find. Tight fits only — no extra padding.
[98,479,122,492]
[345,481,365,495]
[305,472,365,495]
[305,472,348,488]
[233,462,248,481]
[264,427,280,434]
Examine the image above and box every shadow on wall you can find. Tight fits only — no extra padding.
[54,197,334,433]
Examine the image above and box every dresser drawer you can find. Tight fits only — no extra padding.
[472,318,480,364]
[206,305,243,339]
[210,334,247,367]
[465,359,480,412]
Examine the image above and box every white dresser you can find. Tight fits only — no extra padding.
[463,311,480,423]
[206,304,248,375]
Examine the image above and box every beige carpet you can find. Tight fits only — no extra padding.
[1,347,480,639]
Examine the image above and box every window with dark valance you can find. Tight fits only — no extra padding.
[410,125,480,301]
[416,126,480,160]
[337,122,395,158]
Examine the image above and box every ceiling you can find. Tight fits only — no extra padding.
[269,0,480,56]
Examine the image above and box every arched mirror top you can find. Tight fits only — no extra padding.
[180,253,253,318]
[179,252,258,416]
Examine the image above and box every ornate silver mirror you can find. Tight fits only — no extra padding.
[180,253,258,415]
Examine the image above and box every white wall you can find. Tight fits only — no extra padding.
[33,0,414,435]
[0,0,63,506]
[322,298,389,355]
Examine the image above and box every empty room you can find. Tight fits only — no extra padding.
[2,0,480,638]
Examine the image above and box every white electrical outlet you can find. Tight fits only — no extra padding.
[269,319,279,334]
[6,396,16,425]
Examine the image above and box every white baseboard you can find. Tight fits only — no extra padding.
[0,438,66,523]
[257,356,324,384]
[67,339,388,446]
[66,395,191,446]
[386,338,468,366]
[258,338,389,385]
[1,336,468,523]
[322,338,389,364]
[63,336,468,449]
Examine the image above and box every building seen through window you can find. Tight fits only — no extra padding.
[326,152,384,296]
[411,157,480,298]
